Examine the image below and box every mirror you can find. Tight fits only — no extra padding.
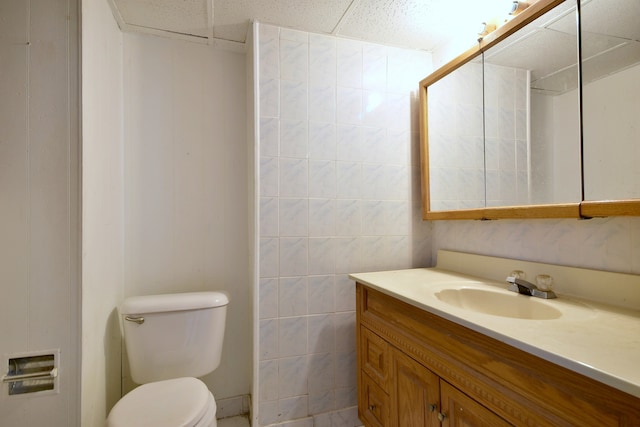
[421,0,640,220]
[580,0,640,202]
[421,0,583,219]
[427,55,484,212]
[482,0,581,207]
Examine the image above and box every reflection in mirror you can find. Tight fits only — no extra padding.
[581,0,640,201]
[427,55,484,211]
[482,0,581,206]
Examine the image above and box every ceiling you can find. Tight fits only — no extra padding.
[107,0,640,88]
[107,0,515,52]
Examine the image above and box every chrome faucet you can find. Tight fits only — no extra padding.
[506,276,557,299]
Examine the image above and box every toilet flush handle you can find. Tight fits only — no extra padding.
[125,316,145,324]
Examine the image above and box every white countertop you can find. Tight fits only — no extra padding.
[350,267,640,399]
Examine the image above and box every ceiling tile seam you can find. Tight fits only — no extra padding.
[119,23,210,44]
[209,37,247,53]
[106,0,127,34]
[331,0,362,36]
[206,0,214,41]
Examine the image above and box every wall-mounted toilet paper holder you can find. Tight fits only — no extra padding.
[2,351,59,396]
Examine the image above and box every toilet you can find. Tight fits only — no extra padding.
[107,291,229,427]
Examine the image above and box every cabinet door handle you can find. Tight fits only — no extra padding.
[438,412,447,422]
[428,403,437,412]
[368,404,376,411]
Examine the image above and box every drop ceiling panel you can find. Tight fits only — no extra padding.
[582,32,628,60]
[212,0,354,43]
[337,0,462,51]
[113,0,212,38]
[543,1,577,34]
[580,0,640,41]
[485,28,578,81]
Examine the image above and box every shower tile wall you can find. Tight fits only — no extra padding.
[428,59,485,211]
[484,63,530,207]
[256,23,432,427]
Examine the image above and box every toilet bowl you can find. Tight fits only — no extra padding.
[107,377,217,427]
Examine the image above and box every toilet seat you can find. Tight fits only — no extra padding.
[107,377,216,427]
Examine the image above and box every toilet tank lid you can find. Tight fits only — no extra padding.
[120,291,229,315]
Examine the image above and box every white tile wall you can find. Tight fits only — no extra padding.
[433,217,640,276]
[256,22,432,427]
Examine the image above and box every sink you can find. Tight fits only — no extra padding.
[435,287,562,320]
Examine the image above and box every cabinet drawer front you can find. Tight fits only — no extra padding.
[360,372,390,427]
[361,326,391,389]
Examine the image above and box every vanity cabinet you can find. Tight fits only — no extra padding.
[360,311,510,427]
[356,283,640,427]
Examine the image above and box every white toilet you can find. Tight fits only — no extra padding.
[107,291,229,427]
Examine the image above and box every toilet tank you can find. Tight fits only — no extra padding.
[120,291,229,384]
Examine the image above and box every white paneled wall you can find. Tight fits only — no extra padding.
[583,63,640,201]
[530,87,581,205]
[81,0,125,424]
[0,0,80,425]
[122,34,251,402]
[256,23,433,427]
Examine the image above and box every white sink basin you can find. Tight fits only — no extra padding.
[435,287,562,320]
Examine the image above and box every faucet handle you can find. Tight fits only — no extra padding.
[507,270,526,292]
[509,270,526,279]
[536,274,553,291]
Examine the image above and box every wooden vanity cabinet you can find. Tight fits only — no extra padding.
[360,323,510,427]
[356,283,640,427]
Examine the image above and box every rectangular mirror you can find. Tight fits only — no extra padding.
[483,0,582,207]
[580,0,640,202]
[420,0,583,220]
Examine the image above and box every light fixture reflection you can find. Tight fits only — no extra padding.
[477,0,529,40]
[510,1,529,16]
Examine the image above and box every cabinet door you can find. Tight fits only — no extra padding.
[440,381,512,427]
[360,372,390,427]
[391,349,440,427]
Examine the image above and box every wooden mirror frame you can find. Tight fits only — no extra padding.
[418,0,640,220]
